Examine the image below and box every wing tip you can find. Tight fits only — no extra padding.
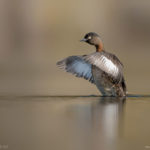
[56,60,66,70]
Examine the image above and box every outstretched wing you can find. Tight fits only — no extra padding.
[83,52,123,83]
[57,56,94,83]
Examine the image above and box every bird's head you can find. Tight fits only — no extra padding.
[80,32,104,52]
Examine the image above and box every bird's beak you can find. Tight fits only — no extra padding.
[80,38,87,42]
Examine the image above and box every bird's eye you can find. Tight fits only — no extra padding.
[88,36,92,39]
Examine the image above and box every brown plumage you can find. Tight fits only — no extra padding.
[57,32,126,97]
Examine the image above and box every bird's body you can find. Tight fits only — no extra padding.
[91,56,126,97]
[57,32,126,97]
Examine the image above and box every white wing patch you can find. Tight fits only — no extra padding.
[100,56,119,76]
[83,53,120,77]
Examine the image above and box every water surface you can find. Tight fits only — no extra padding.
[0,96,150,150]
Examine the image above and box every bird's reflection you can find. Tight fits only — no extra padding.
[89,97,126,150]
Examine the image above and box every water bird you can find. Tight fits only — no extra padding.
[57,32,126,97]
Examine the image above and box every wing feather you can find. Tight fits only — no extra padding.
[83,52,123,82]
[57,56,94,83]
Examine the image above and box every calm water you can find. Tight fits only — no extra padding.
[0,96,150,150]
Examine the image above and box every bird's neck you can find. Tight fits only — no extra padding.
[95,41,104,52]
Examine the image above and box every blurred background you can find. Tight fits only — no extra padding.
[0,0,150,96]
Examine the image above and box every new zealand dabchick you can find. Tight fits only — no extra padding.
[57,32,126,97]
